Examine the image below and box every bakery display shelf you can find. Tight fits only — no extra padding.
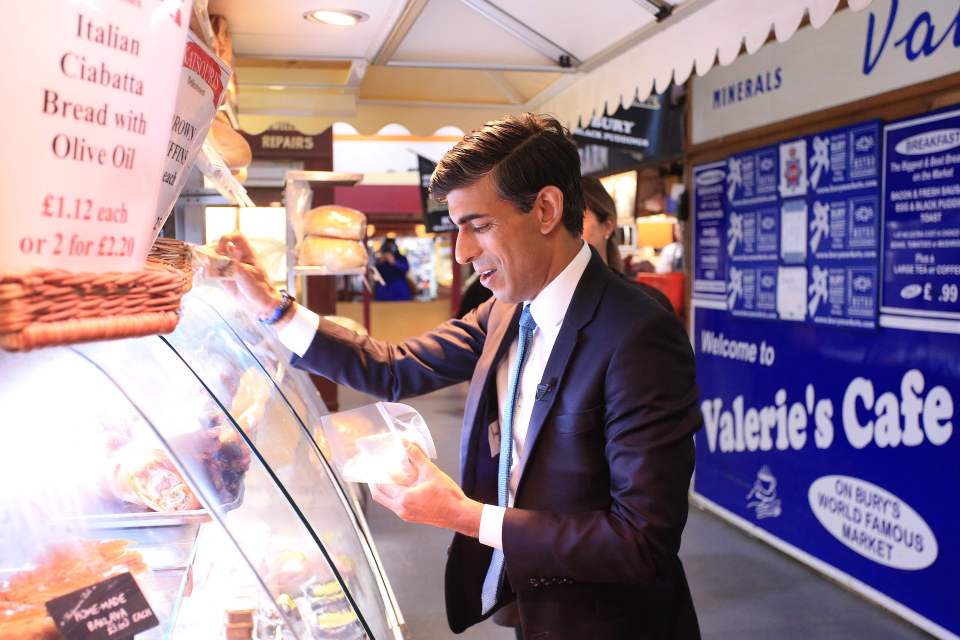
[53,486,244,530]
[284,171,363,187]
[294,265,367,277]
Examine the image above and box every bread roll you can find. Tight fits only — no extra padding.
[299,237,367,272]
[207,115,251,170]
[304,205,366,241]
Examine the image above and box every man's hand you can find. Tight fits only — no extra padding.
[215,232,282,318]
[371,440,483,538]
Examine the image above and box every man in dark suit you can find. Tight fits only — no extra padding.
[219,113,701,639]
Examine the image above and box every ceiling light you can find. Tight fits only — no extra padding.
[304,9,369,26]
[268,85,285,91]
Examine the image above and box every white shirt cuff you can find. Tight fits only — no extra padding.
[276,304,320,357]
[479,504,505,549]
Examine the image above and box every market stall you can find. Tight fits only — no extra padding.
[683,2,960,638]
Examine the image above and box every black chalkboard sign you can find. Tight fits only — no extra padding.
[45,572,159,640]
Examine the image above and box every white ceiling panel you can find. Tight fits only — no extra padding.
[209,0,406,59]
[391,0,557,67]
[499,0,657,61]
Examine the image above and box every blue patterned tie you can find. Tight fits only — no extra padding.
[481,305,537,613]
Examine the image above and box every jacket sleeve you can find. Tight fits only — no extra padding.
[290,298,492,401]
[502,309,701,585]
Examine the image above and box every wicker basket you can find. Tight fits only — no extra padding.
[0,238,195,352]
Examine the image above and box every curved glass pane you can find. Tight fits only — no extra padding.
[0,348,183,638]
[194,284,404,634]
[192,286,339,468]
[161,294,393,639]
[78,337,365,639]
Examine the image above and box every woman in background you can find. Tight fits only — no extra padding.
[580,176,623,273]
[581,176,673,313]
[374,238,413,301]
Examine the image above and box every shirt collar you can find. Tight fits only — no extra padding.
[528,241,592,330]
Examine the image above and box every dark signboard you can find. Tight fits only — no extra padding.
[241,124,331,160]
[573,93,684,169]
[417,155,456,233]
[45,572,158,640]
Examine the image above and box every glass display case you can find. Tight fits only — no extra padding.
[0,288,404,639]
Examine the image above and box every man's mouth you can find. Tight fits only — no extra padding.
[478,268,497,286]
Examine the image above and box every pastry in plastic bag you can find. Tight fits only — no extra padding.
[110,442,202,512]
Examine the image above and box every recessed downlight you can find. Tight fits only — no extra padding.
[303,9,369,26]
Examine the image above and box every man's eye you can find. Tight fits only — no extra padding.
[472,223,491,232]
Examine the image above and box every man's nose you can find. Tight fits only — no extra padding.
[454,230,479,265]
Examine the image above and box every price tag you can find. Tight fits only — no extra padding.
[45,572,159,640]
[0,1,189,274]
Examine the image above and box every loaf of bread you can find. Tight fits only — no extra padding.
[299,237,367,272]
[207,114,251,170]
[304,205,366,241]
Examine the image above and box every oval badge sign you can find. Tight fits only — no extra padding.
[894,128,960,156]
[808,475,937,570]
[696,169,725,187]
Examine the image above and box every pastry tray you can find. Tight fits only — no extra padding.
[54,486,244,530]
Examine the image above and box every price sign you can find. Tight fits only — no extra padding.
[45,572,158,640]
[881,107,960,323]
[0,1,189,274]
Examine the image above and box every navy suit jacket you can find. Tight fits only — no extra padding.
[293,250,702,639]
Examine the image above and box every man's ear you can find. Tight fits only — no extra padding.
[534,186,565,235]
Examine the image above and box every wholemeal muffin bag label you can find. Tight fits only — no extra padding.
[151,32,231,244]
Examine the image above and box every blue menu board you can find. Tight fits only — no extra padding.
[693,162,727,300]
[805,121,882,329]
[882,107,960,324]
[727,145,778,206]
[727,203,781,320]
[808,193,881,257]
[807,121,881,195]
[727,263,780,319]
[726,145,783,320]
[728,204,779,261]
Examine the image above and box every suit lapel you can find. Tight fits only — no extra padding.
[515,252,610,494]
[460,302,520,491]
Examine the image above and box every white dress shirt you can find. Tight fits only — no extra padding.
[275,241,593,550]
[478,241,591,549]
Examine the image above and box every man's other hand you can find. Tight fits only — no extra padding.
[371,440,483,539]
[216,232,282,317]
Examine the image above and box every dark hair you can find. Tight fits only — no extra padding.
[581,176,623,273]
[430,113,584,235]
[379,237,399,254]
[581,176,616,223]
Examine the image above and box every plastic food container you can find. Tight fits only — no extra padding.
[319,402,436,484]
